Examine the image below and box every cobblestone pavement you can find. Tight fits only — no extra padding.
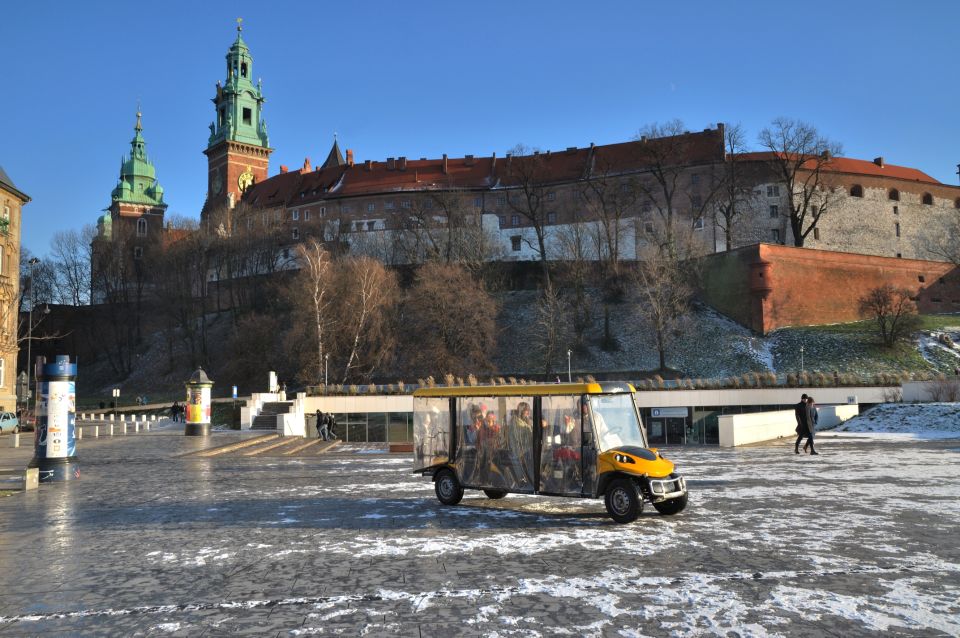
[0,431,958,637]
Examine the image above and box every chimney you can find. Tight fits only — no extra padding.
[465,154,474,166]
[490,151,497,173]
[280,165,288,173]
[346,149,354,167]
[398,156,407,171]
[364,159,372,171]
[821,150,832,160]
[873,156,884,167]
[442,153,448,174]
[387,157,396,170]
[302,157,311,173]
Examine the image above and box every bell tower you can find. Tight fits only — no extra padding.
[201,18,272,224]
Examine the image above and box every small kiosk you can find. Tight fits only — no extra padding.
[184,368,213,436]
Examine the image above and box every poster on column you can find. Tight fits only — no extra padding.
[45,380,76,458]
[187,386,211,424]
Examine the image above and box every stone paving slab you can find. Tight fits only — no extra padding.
[0,432,958,636]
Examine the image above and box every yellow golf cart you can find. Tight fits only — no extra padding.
[412,382,687,523]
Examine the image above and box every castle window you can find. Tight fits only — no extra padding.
[341,204,352,213]
[889,188,900,201]
[511,214,519,226]
[384,201,395,210]
[292,210,300,221]
[320,207,326,216]
[897,253,902,258]
[241,62,248,78]
[767,185,780,197]
[136,218,147,237]
[367,221,375,231]
[424,200,433,209]
[401,200,411,209]
[497,195,506,205]
[511,236,522,252]
[304,210,310,221]
[2,205,8,219]
[814,228,820,240]
[242,108,252,126]
[895,222,901,237]
[693,217,704,230]
[474,196,483,208]
[769,205,778,218]
[133,246,143,260]
[771,229,780,243]
[850,184,863,197]
[922,193,934,205]
[894,205,899,215]
[919,275,926,283]
[367,203,376,212]
[691,195,702,209]
[547,212,557,224]
[292,227,300,240]
[547,192,556,202]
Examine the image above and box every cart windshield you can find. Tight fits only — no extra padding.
[590,394,646,451]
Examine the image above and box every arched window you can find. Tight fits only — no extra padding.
[241,62,248,77]
[850,184,864,198]
[888,188,900,201]
[137,218,147,237]
[922,193,934,205]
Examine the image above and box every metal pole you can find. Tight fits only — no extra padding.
[25,258,39,418]
[324,353,328,387]
[567,349,572,383]
[800,345,804,374]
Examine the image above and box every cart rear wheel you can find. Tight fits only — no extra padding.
[604,478,641,523]
[435,469,463,506]
[483,489,507,499]
[653,493,688,515]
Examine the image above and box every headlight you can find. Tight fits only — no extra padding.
[614,453,635,464]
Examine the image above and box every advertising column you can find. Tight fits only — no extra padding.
[185,368,213,436]
[28,355,79,482]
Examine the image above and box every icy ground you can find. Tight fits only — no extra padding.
[0,431,957,636]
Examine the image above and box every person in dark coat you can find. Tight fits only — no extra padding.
[315,410,323,439]
[793,394,808,454]
[803,396,819,455]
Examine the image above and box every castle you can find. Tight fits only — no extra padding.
[93,24,960,329]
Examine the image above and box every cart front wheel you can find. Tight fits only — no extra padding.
[605,478,641,523]
[435,469,464,506]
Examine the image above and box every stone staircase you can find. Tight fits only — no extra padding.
[251,401,293,430]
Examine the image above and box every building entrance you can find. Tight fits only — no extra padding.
[645,408,691,446]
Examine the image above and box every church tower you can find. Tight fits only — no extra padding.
[201,19,272,225]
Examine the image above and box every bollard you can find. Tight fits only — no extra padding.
[77,426,83,440]
[93,425,99,438]
[108,423,114,436]
[185,368,214,437]
[23,468,39,491]
[10,433,19,448]
[28,355,80,482]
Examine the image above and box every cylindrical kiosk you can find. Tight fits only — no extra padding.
[28,355,79,482]
[184,368,213,436]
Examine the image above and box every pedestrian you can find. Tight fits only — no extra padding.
[170,402,178,422]
[803,396,819,455]
[794,393,808,455]
[326,413,337,440]
[315,409,323,439]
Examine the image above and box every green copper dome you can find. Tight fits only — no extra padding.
[111,110,165,206]
[207,20,270,149]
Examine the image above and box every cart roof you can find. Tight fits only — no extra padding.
[413,382,635,398]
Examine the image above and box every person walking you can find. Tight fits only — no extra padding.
[803,396,819,455]
[315,410,323,439]
[793,394,808,454]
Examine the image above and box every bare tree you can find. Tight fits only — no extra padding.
[296,239,333,382]
[758,118,843,247]
[579,152,639,293]
[336,257,398,383]
[555,216,593,350]
[713,123,758,251]
[503,144,556,288]
[533,283,570,377]
[49,227,95,306]
[398,262,497,377]
[857,284,922,347]
[632,225,705,371]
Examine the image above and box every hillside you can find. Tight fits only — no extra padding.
[73,291,960,404]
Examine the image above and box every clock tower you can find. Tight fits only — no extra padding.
[201,19,272,226]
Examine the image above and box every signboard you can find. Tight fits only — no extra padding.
[232,385,238,400]
[37,380,76,459]
[651,407,688,418]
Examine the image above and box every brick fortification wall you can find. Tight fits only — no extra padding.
[701,244,960,334]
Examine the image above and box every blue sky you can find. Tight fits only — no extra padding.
[4,1,958,256]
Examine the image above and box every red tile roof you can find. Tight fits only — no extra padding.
[737,152,941,185]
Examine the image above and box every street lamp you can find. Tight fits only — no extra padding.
[324,353,329,387]
[567,348,572,383]
[24,257,39,417]
[800,345,805,374]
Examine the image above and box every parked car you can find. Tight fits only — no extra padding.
[0,412,20,434]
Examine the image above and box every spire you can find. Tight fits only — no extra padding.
[322,136,346,169]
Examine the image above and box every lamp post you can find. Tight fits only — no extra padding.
[24,257,39,418]
[567,348,572,383]
[324,353,329,387]
[112,387,120,415]
[800,345,805,374]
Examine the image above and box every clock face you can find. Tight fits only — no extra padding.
[238,169,254,192]
[211,170,223,195]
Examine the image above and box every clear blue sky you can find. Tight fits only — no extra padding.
[4,0,958,256]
